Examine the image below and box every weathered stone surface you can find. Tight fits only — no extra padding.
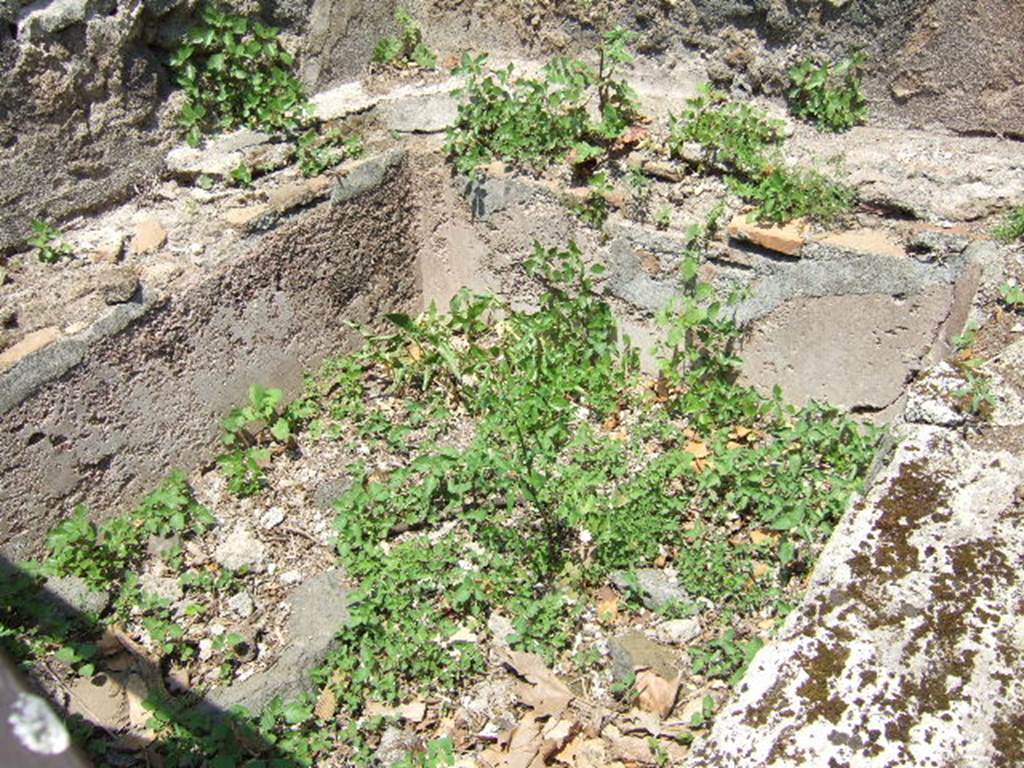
[608,630,682,684]
[0,327,61,370]
[213,525,267,572]
[654,618,702,646]
[138,573,182,603]
[883,0,1024,137]
[226,590,255,619]
[727,215,806,257]
[1,162,416,558]
[96,268,140,305]
[312,475,352,510]
[814,228,906,259]
[684,411,1024,768]
[207,569,351,713]
[130,218,167,255]
[309,80,378,121]
[739,286,953,413]
[904,362,966,427]
[222,205,270,229]
[67,673,127,730]
[17,0,113,41]
[789,126,1024,222]
[42,574,110,617]
[332,149,406,204]
[610,568,689,611]
[378,89,459,134]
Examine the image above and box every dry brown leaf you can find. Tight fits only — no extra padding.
[595,586,619,624]
[602,412,620,431]
[726,440,743,451]
[684,440,710,460]
[751,562,772,579]
[536,718,579,765]
[407,342,423,361]
[504,651,573,698]
[635,668,681,719]
[749,530,777,546]
[314,686,337,721]
[608,734,655,764]
[612,125,649,151]
[732,425,753,440]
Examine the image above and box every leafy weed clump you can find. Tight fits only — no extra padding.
[290,232,878,726]
[28,219,74,263]
[444,28,640,174]
[994,205,1024,243]
[169,5,309,146]
[668,86,856,224]
[728,165,857,225]
[372,7,436,70]
[668,85,786,176]
[296,128,364,177]
[787,52,868,133]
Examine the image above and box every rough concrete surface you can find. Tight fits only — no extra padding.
[206,569,351,714]
[0,158,416,559]
[738,287,952,413]
[685,396,1024,767]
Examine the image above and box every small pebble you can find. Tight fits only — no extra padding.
[260,506,286,529]
[198,638,214,661]
[227,591,255,619]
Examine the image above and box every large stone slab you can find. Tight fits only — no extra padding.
[738,286,953,413]
[684,394,1024,767]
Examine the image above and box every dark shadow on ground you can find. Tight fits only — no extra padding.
[0,555,304,768]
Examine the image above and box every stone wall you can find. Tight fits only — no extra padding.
[0,157,416,560]
[2,0,1021,257]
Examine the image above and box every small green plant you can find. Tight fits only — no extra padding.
[28,220,74,263]
[689,629,764,686]
[372,8,436,70]
[687,694,716,729]
[218,384,303,496]
[44,473,214,589]
[445,29,640,175]
[230,162,253,188]
[954,369,996,419]
[296,128,364,177]
[728,165,856,225]
[168,5,309,146]
[572,172,613,228]
[787,52,868,133]
[994,206,1024,243]
[999,281,1024,308]
[668,85,785,176]
[654,206,672,230]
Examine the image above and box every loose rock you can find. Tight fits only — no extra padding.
[130,218,167,255]
[42,574,110,618]
[214,525,267,571]
[610,568,690,611]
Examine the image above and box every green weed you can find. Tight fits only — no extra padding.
[999,281,1024,307]
[994,206,1024,243]
[445,29,640,175]
[728,165,856,225]
[372,8,436,70]
[169,5,309,146]
[28,220,74,263]
[296,128,364,177]
[668,85,785,176]
[788,52,868,133]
